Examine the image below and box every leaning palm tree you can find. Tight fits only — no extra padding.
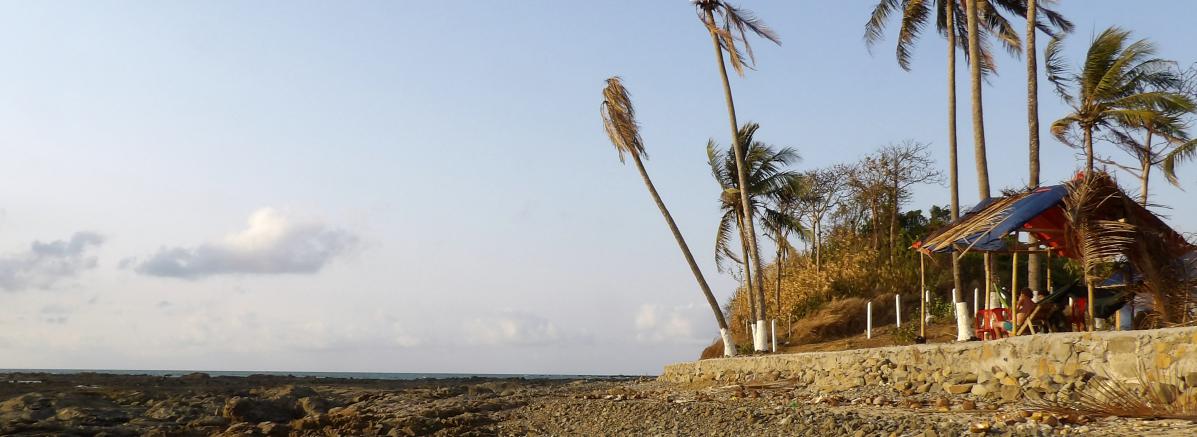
[600,76,736,357]
[708,124,802,333]
[694,0,781,352]
[1046,27,1194,175]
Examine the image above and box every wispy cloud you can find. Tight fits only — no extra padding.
[463,310,581,346]
[133,208,358,279]
[0,232,104,292]
[633,303,709,345]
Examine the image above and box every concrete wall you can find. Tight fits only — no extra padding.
[660,327,1197,403]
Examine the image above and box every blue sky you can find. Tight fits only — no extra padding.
[0,1,1194,375]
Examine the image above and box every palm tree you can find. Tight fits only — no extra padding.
[1163,139,1197,184]
[1100,113,1193,206]
[964,0,993,200]
[600,76,736,357]
[694,0,781,352]
[864,0,1038,303]
[1023,0,1072,294]
[708,124,802,334]
[1046,27,1194,175]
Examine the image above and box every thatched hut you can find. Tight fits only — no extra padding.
[913,172,1195,335]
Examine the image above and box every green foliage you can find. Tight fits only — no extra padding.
[893,323,918,344]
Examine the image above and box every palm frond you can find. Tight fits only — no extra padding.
[1162,138,1197,186]
[599,77,645,163]
[1044,35,1074,104]
[863,0,902,49]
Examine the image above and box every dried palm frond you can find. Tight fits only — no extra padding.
[1061,173,1136,283]
[599,76,644,163]
[916,190,1031,254]
[1029,362,1197,420]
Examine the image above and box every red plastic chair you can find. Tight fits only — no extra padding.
[975,309,1011,340]
[1070,298,1088,331]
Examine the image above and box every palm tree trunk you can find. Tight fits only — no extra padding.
[966,0,991,200]
[630,152,735,356]
[1084,126,1094,174]
[774,227,783,323]
[1141,130,1153,206]
[736,213,757,324]
[946,4,963,305]
[1025,0,1043,294]
[706,9,768,351]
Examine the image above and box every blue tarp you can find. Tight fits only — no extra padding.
[927,185,1068,253]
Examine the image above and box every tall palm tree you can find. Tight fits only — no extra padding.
[864,0,1036,303]
[600,77,736,357]
[965,0,993,200]
[1023,0,1072,294]
[1046,27,1194,175]
[694,0,781,352]
[708,124,802,332]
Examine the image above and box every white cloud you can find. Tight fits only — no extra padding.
[0,232,104,292]
[633,303,709,345]
[133,208,358,279]
[463,310,573,346]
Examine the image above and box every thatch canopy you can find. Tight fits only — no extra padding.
[913,172,1196,325]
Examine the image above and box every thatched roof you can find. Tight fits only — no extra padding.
[913,174,1192,259]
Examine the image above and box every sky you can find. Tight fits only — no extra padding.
[1,1,1195,376]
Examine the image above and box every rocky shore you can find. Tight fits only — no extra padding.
[3,371,1195,436]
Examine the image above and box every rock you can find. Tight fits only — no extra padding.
[946,384,973,395]
[260,385,318,401]
[969,422,990,434]
[999,384,1022,402]
[0,393,55,423]
[999,377,1018,386]
[180,372,210,380]
[298,396,332,416]
[970,384,989,396]
[778,415,793,425]
[960,400,976,411]
[189,415,229,428]
[221,396,300,423]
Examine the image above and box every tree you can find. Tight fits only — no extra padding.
[1047,28,1195,175]
[794,165,850,274]
[1163,63,1197,185]
[878,141,944,265]
[864,0,1045,302]
[708,124,803,329]
[600,77,736,357]
[1022,0,1073,294]
[694,0,781,352]
[965,0,993,200]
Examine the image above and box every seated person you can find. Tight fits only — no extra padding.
[1014,288,1036,330]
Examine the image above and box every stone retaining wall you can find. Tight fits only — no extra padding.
[661,327,1197,403]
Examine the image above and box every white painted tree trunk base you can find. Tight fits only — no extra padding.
[753,319,768,351]
[720,328,736,357]
[955,302,972,341]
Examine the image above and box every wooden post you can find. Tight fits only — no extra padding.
[1011,252,1018,335]
[919,254,926,338]
[983,253,992,310]
[1087,282,1095,332]
[1045,249,1053,292]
